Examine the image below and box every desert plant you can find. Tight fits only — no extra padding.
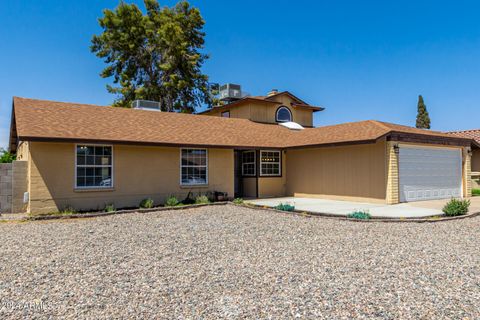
[275,203,295,212]
[233,198,244,205]
[61,206,76,215]
[139,198,154,208]
[347,210,371,220]
[442,198,470,216]
[165,196,179,207]
[195,195,210,204]
[472,189,480,196]
[104,203,115,212]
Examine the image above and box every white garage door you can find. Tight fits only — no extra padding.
[399,146,462,202]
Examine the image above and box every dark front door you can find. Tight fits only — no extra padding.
[234,150,243,198]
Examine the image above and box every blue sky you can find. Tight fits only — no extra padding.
[1,0,480,149]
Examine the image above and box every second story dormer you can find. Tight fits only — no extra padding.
[200,85,324,127]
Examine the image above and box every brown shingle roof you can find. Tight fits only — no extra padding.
[12,97,472,149]
[447,129,480,144]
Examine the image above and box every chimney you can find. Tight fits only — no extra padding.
[267,89,278,97]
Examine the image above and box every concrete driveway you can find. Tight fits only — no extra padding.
[246,196,480,218]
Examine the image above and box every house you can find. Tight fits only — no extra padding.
[448,129,480,189]
[6,90,475,214]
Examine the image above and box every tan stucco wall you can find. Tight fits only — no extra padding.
[258,151,287,198]
[286,141,387,200]
[28,142,234,213]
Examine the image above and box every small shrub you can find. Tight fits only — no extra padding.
[165,196,179,207]
[275,203,295,212]
[472,189,480,196]
[104,203,115,212]
[61,206,76,215]
[139,198,154,208]
[442,198,470,216]
[233,198,244,205]
[195,195,210,204]
[347,210,371,220]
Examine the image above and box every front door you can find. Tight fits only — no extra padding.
[234,150,243,198]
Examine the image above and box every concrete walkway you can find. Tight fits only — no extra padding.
[246,197,461,218]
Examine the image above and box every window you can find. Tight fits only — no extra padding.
[276,106,292,122]
[260,150,281,176]
[242,151,256,176]
[221,111,230,118]
[181,149,208,185]
[76,145,112,188]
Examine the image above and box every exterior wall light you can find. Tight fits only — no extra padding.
[393,144,400,155]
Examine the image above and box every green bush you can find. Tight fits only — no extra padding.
[347,210,371,220]
[195,195,210,204]
[275,203,295,212]
[165,196,179,207]
[442,198,470,216]
[104,203,115,212]
[233,198,244,205]
[139,198,154,208]
[472,189,480,196]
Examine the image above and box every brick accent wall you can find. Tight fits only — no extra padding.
[0,161,28,213]
[386,142,399,204]
[463,148,472,198]
[0,163,13,213]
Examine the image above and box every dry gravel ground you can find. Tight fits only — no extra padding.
[0,205,479,319]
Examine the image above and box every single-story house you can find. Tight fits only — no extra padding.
[7,90,475,214]
[448,129,480,189]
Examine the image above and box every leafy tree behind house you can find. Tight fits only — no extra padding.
[416,95,431,129]
[91,0,211,112]
[0,148,15,163]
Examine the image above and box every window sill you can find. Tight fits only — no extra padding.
[74,188,115,193]
[180,184,209,189]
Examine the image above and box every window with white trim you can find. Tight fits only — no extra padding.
[242,151,256,176]
[276,106,292,122]
[221,111,230,118]
[76,145,113,188]
[260,150,281,176]
[181,149,208,185]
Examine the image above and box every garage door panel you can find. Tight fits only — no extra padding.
[399,147,462,202]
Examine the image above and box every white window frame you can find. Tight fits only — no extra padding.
[241,150,256,176]
[260,150,281,177]
[180,148,208,186]
[74,144,114,189]
[276,106,292,122]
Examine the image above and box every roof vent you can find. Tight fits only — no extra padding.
[219,84,242,102]
[279,121,304,130]
[132,100,161,111]
[267,89,278,97]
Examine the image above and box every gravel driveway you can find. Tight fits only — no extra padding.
[1,205,479,319]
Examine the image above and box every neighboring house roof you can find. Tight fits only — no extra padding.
[198,91,325,114]
[447,129,480,147]
[10,97,472,152]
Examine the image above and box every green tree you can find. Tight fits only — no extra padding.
[0,148,16,163]
[415,95,431,129]
[91,0,211,112]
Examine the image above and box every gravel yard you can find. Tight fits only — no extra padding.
[1,205,479,319]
